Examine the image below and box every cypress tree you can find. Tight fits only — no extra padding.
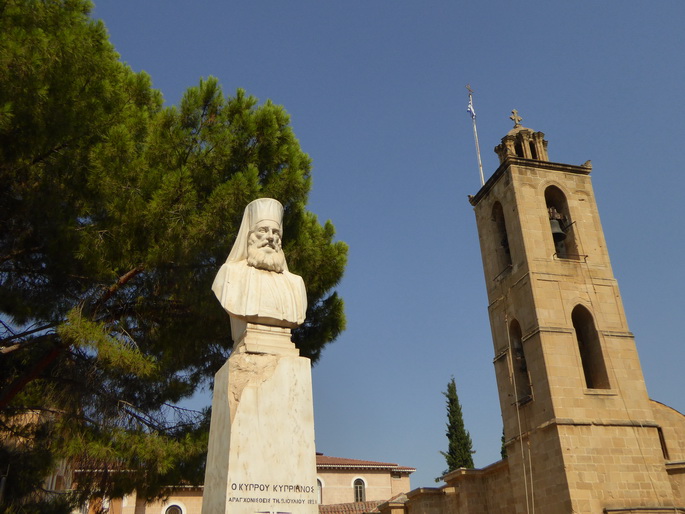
[437,377,474,480]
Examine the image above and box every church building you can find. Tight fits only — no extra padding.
[380,113,685,514]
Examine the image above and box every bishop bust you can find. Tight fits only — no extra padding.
[212,198,307,338]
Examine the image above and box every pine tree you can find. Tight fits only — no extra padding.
[0,0,347,509]
[437,377,474,480]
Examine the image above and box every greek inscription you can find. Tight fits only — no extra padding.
[227,496,311,505]
[230,482,270,492]
[230,482,315,494]
[270,484,315,493]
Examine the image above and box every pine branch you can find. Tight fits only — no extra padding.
[0,346,64,409]
[0,323,58,349]
[91,266,144,315]
[0,245,44,264]
[25,142,69,169]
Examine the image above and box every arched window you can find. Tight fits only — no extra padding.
[545,186,579,259]
[515,140,524,157]
[354,478,366,502]
[161,501,186,514]
[509,319,531,401]
[317,479,323,504]
[492,201,512,272]
[572,305,610,389]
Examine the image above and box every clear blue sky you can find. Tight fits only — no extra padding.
[92,1,685,488]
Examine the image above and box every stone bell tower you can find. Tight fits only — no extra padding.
[468,111,680,512]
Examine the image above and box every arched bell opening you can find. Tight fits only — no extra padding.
[544,186,579,259]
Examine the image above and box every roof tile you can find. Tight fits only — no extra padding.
[316,455,415,473]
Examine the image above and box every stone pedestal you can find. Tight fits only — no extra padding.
[202,328,318,514]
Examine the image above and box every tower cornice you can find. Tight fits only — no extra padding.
[468,157,592,207]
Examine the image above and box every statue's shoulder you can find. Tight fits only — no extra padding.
[212,260,247,297]
[284,270,306,296]
[285,269,304,283]
[223,260,249,279]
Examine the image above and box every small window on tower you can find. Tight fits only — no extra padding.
[509,319,532,402]
[492,202,512,273]
[515,141,524,157]
[572,305,610,389]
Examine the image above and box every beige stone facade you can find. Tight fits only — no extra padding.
[104,489,203,514]
[316,455,414,506]
[103,455,414,514]
[385,121,685,514]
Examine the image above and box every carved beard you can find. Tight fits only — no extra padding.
[247,242,286,273]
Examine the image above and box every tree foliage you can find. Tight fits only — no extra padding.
[437,377,474,481]
[0,0,347,509]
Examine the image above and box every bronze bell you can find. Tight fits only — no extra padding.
[550,219,567,242]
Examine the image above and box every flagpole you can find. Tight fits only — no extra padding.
[466,85,485,186]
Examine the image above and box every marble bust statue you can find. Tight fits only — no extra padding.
[212,198,307,330]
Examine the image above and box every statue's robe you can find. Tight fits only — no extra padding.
[212,260,307,327]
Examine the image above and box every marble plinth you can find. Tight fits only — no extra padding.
[202,334,317,514]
